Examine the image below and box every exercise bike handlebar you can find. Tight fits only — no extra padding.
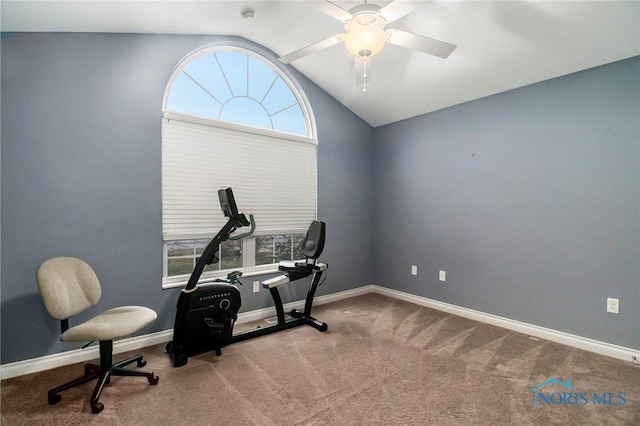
[229,214,255,241]
[183,187,255,293]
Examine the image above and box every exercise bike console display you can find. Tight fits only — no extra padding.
[166,187,328,367]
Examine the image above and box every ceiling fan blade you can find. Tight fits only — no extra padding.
[379,0,428,22]
[386,29,456,59]
[278,34,345,64]
[318,1,353,22]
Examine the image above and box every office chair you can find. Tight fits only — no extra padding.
[36,257,159,414]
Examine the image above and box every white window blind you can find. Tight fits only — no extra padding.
[162,112,317,240]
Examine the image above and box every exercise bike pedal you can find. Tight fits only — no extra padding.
[204,318,225,329]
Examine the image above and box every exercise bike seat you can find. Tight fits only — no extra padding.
[278,260,326,281]
[262,221,327,289]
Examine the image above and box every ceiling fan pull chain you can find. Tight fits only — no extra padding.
[363,57,367,93]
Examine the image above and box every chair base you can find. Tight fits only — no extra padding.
[47,341,159,414]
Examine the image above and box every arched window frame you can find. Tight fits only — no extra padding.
[161,42,318,288]
[162,42,317,139]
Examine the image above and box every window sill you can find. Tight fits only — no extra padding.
[162,265,281,290]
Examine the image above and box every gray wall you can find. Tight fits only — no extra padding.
[0,33,374,364]
[373,56,640,350]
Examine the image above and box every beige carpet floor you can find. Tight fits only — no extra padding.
[2,293,639,425]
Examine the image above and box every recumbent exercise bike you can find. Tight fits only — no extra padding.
[166,186,328,367]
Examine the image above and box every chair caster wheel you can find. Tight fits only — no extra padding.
[137,359,147,368]
[91,402,104,414]
[148,374,159,385]
[48,393,62,405]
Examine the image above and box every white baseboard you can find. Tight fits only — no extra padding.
[0,330,175,381]
[3,284,637,380]
[0,285,374,380]
[371,285,640,365]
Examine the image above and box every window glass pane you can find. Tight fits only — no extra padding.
[215,51,247,97]
[168,240,198,277]
[220,239,242,270]
[220,97,271,129]
[292,234,305,259]
[182,53,231,103]
[248,57,277,102]
[255,233,306,265]
[262,78,298,116]
[274,234,292,261]
[166,73,222,118]
[168,240,193,257]
[272,105,307,136]
[194,239,209,255]
[255,235,276,265]
[168,257,194,277]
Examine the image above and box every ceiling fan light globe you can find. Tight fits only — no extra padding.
[344,24,387,58]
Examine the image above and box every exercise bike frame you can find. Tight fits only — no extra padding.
[167,187,327,368]
[228,264,328,346]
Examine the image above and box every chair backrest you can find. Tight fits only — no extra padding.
[300,221,326,260]
[36,257,102,320]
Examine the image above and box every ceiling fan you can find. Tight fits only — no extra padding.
[278,0,457,64]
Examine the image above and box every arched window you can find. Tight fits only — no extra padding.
[161,44,317,287]
[165,48,311,137]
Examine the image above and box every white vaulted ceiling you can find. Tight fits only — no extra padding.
[2,1,639,127]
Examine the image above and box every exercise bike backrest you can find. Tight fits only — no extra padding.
[183,186,255,292]
[301,220,325,261]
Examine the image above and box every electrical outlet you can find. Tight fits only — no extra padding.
[606,297,619,314]
[439,270,446,282]
[411,265,418,276]
[253,281,260,293]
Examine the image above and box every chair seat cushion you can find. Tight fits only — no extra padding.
[61,306,157,342]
